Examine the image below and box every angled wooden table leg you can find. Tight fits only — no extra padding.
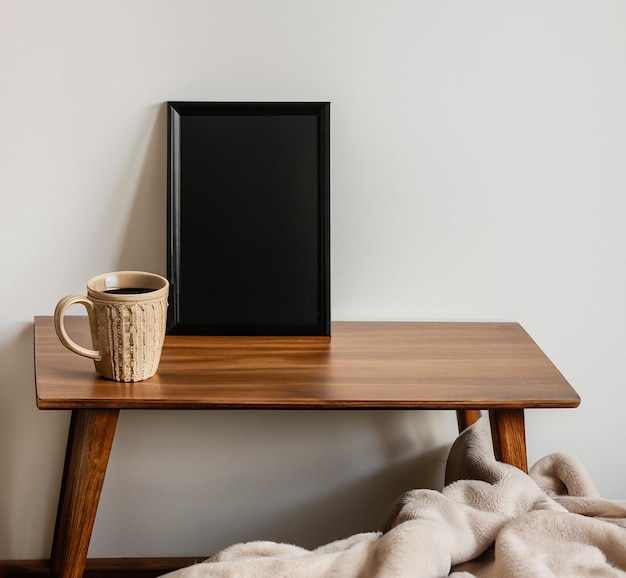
[489,409,527,473]
[51,408,119,578]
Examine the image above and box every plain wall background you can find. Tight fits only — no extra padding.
[1,0,625,558]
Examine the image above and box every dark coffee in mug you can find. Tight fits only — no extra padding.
[104,287,155,295]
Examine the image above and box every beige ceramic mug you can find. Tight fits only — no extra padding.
[54,271,169,382]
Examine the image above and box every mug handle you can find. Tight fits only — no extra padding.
[53,295,102,360]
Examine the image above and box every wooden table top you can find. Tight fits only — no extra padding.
[34,316,580,410]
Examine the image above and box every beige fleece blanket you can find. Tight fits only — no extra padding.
[162,417,626,577]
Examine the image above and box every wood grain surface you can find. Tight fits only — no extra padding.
[50,409,119,578]
[34,316,579,410]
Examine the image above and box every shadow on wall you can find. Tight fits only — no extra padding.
[89,409,457,557]
[0,323,69,558]
[212,413,454,551]
[233,443,452,550]
[114,102,168,275]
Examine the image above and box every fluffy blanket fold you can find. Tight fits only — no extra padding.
[162,417,626,577]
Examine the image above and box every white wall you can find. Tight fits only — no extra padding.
[1,0,625,559]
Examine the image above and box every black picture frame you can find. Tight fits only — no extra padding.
[167,101,330,336]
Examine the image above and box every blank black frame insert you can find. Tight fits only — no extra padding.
[167,101,330,336]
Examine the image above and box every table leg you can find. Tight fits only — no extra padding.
[489,409,527,473]
[51,408,119,578]
[456,409,483,432]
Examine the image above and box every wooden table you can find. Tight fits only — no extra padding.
[34,316,579,578]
